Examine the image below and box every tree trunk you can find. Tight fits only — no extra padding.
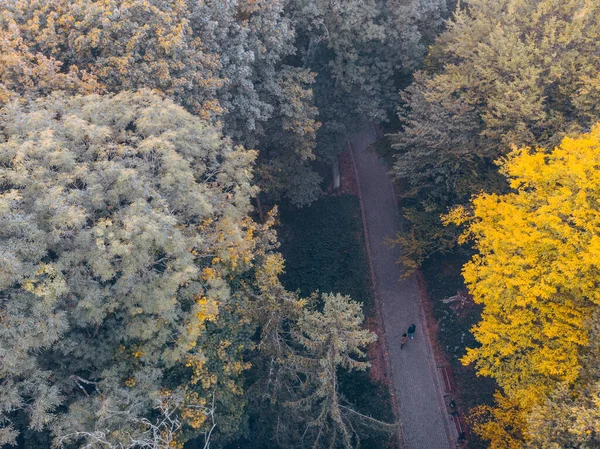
[332,157,340,190]
[256,194,265,222]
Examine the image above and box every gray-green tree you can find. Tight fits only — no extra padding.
[0,0,323,207]
[288,0,448,193]
[0,90,261,447]
[282,293,392,449]
[290,0,447,122]
[191,0,323,207]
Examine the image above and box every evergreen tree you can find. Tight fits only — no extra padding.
[287,293,382,449]
[261,293,393,449]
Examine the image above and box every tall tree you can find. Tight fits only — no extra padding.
[287,293,382,449]
[253,292,392,449]
[290,0,447,122]
[527,382,600,449]
[446,124,600,446]
[0,91,261,447]
[0,10,100,104]
[1,0,322,206]
[391,0,600,268]
[186,0,323,207]
[287,0,448,195]
[526,311,600,449]
[1,0,223,116]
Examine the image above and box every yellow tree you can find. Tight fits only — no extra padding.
[469,392,527,449]
[446,124,600,409]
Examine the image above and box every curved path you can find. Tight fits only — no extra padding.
[349,124,453,449]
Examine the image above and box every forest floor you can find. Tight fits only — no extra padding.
[349,122,455,449]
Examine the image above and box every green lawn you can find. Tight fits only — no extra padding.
[279,194,373,315]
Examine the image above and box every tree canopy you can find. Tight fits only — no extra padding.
[1,0,223,115]
[0,89,391,448]
[390,0,600,270]
[0,90,261,447]
[394,0,600,196]
[4,0,566,447]
[446,124,600,447]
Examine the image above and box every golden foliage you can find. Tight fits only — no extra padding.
[180,391,208,429]
[469,392,527,449]
[446,124,600,436]
[2,0,222,114]
[0,10,101,104]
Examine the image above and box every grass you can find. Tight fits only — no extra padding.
[279,194,374,316]
[279,194,395,449]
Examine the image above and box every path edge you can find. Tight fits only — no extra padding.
[347,138,405,449]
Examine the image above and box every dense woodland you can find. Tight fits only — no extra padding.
[1,0,600,448]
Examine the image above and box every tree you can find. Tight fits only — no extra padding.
[254,66,322,207]
[0,90,262,447]
[0,10,100,105]
[526,311,600,449]
[1,0,223,116]
[284,293,392,449]
[1,0,448,209]
[1,0,323,206]
[391,0,600,267]
[285,0,448,199]
[469,392,527,449]
[289,0,447,122]
[446,124,600,442]
[185,0,324,206]
[526,382,600,449]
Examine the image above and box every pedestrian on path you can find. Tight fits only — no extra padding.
[400,333,408,349]
[407,324,416,339]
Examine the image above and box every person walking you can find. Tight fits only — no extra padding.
[400,333,408,349]
[407,323,416,339]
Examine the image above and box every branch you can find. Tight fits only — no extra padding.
[69,375,99,396]
[338,404,397,431]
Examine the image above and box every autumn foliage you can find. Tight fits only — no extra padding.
[447,124,600,446]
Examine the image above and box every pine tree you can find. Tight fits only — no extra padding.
[284,293,392,449]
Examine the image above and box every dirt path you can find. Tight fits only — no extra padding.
[349,124,454,449]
